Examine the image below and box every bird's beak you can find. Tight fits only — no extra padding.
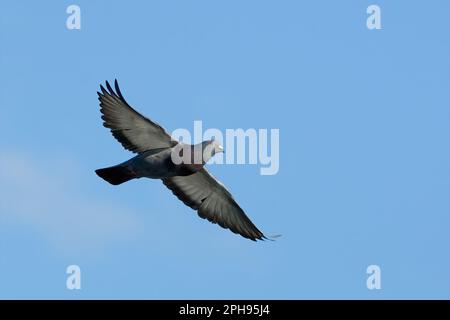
[217,145,224,153]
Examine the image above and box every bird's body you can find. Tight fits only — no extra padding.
[96,145,204,184]
[130,148,180,179]
[95,80,273,241]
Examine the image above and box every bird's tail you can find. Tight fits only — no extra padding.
[95,165,136,185]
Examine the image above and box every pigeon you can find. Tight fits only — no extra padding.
[95,80,270,241]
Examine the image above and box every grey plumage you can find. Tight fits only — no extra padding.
[96,80,268,241]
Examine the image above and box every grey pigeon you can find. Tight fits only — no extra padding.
[95,80,269,241]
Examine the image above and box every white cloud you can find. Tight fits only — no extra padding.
[0,150,143,256]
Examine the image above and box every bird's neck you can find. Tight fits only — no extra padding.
[189,144,210,165]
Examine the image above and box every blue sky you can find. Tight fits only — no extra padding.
[0,1,449,299]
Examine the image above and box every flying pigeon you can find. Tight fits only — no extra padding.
[95,80,269,241]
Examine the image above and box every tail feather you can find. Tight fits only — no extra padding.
[95,165,136,185]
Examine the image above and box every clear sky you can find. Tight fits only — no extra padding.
[0,1,449,299]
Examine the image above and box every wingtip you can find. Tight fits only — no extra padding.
[99,84,107,95]
[262,234,282,242]
[105,80,115,95]
[98,79,125,101]
[114,79,124,100]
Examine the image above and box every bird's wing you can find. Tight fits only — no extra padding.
[162,168,266,241]
[97,80,177,153]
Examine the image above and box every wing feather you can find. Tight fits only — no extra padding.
[162,169,266,241]
[97,80,177,153]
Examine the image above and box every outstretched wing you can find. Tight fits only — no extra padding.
[97,80,177,153]
[162,168,267,241]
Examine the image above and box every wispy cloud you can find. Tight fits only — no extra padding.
[0,150,143,256]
